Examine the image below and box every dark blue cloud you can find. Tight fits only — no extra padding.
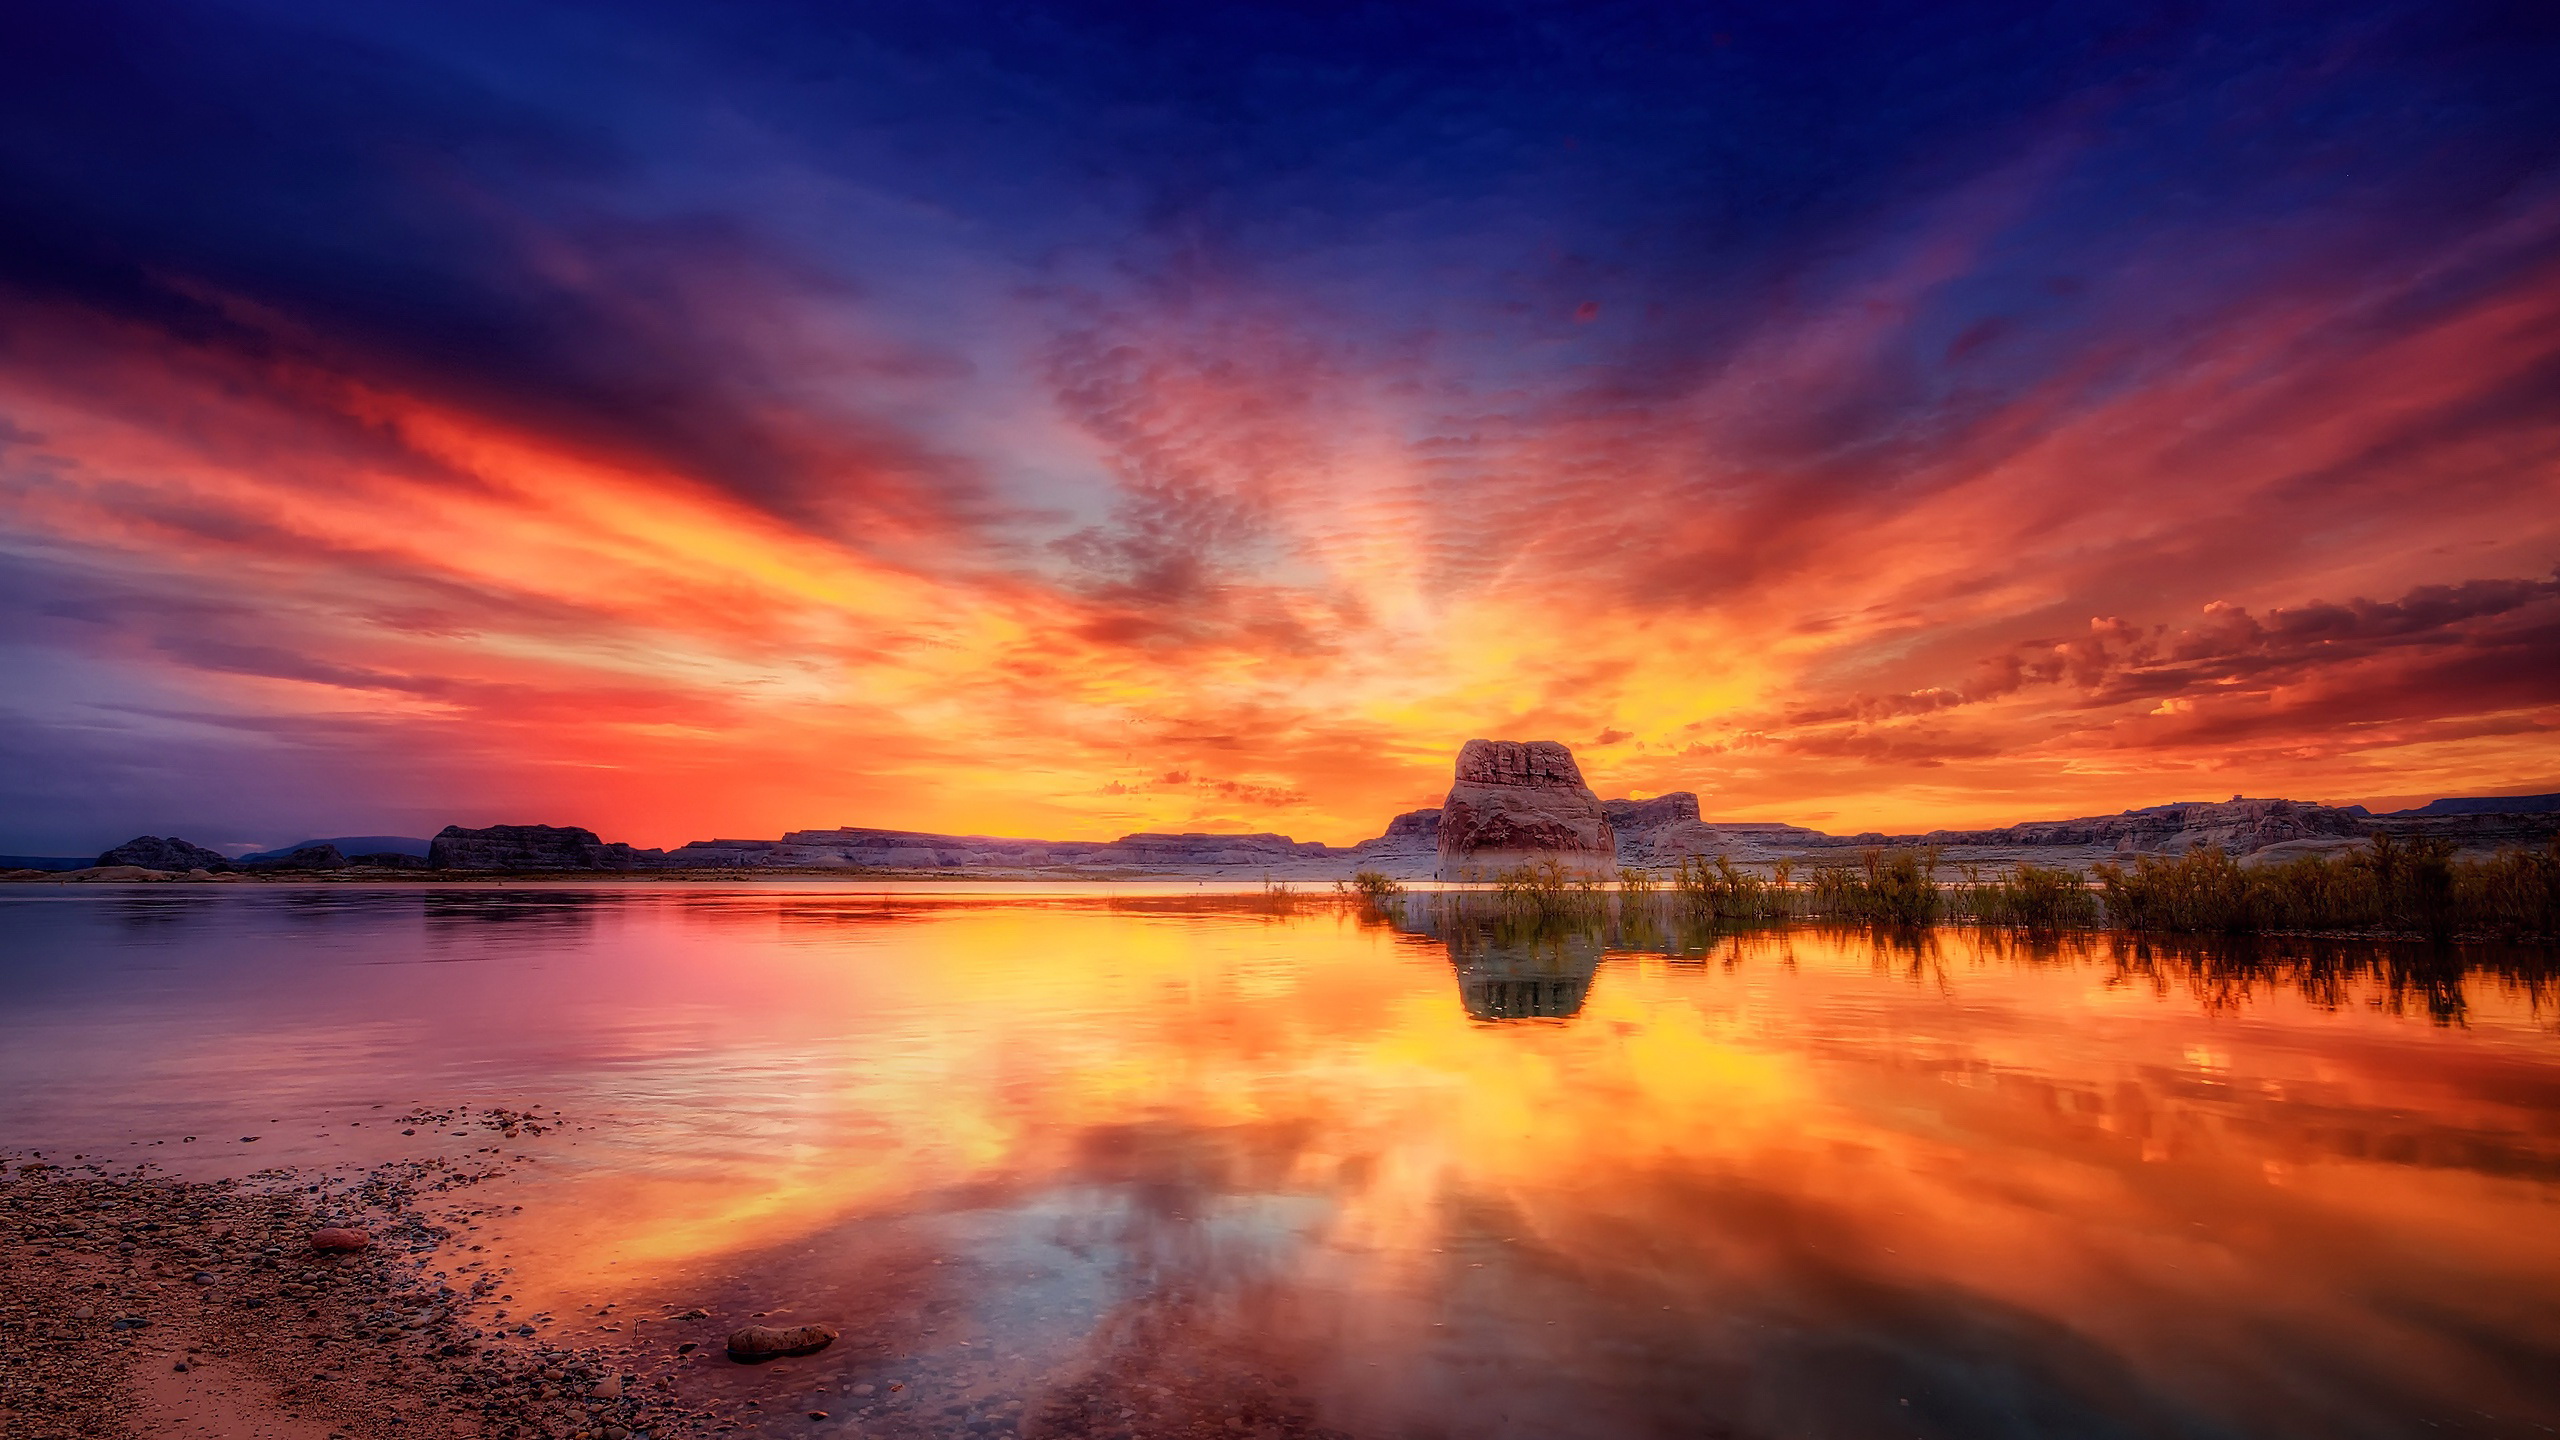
[10,0,2554,446]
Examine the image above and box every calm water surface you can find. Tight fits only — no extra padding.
[3,885,2558,1440]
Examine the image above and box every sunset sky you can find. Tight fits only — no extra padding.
[3,2,2557,855]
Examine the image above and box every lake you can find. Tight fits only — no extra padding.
[3,884,2557,1439]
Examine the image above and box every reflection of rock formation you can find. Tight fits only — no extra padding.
[1460,955,1598,1020]
[1406,908,1606,1021]
[1436,740,1617,881]
[422,890,610,935]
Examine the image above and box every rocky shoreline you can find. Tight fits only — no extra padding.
[0,1122,1360,1440]
[0,1124,731,1440]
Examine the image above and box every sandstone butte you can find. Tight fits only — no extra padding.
[1434,738,1619,882]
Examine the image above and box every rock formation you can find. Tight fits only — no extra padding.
[96,836,230,871]
[664,827,1337,871]
[2392,792,2560,817]
[1348,808,1442,873]
[348,851,429,869]
[426,824,664,871]
[173,772,2546,885]
[1594,793,2556,871]
[247,843,345,870]
[1435,739,1617,881]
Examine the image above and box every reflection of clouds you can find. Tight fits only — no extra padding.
[7,894,2560,1434]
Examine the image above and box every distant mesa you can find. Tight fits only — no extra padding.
[97,835,230,871]
[1435,739,1617,882]
[247,842,429,871]
[243,835,432,862]
[2389,792,2560,818]
[428,824,662,871]
[78,835,431,874]
[22,769,2558,886]
[660,826,1334,871]
[2,853,103,873]
[253,844,345,871]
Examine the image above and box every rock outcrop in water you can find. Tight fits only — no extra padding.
[427,824,664,871]
[1435,739,1617,881]
[96,836,230,871]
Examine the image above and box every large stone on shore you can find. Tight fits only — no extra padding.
[727,1322,838,1361]
[96,836,229,871]
[1436,740,1617,881]
[426,824,664,871]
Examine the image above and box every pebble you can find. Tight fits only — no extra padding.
[309,1228,371,1252]
[851,1383,876,1397]
[591,1374,623,1398]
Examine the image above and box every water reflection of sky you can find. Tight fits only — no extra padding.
[2,886,2557,1438]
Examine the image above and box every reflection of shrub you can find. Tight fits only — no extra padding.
[1256,875,1301,914]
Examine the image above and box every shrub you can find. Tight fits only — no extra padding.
[1673,854,1791,923]
[1492,859,1606,918]
[1957,862,2098,930]
[1800,848,1940,926]
[1348,869,1406,901]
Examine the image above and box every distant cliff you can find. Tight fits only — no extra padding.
[1605,792,2554,868]
[2388,792,2560,817]
[96,836,230,871]
[662,827,1335,871]
[45,778,2556,884]
[428,824,665,871]
[390,788,2560,877]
